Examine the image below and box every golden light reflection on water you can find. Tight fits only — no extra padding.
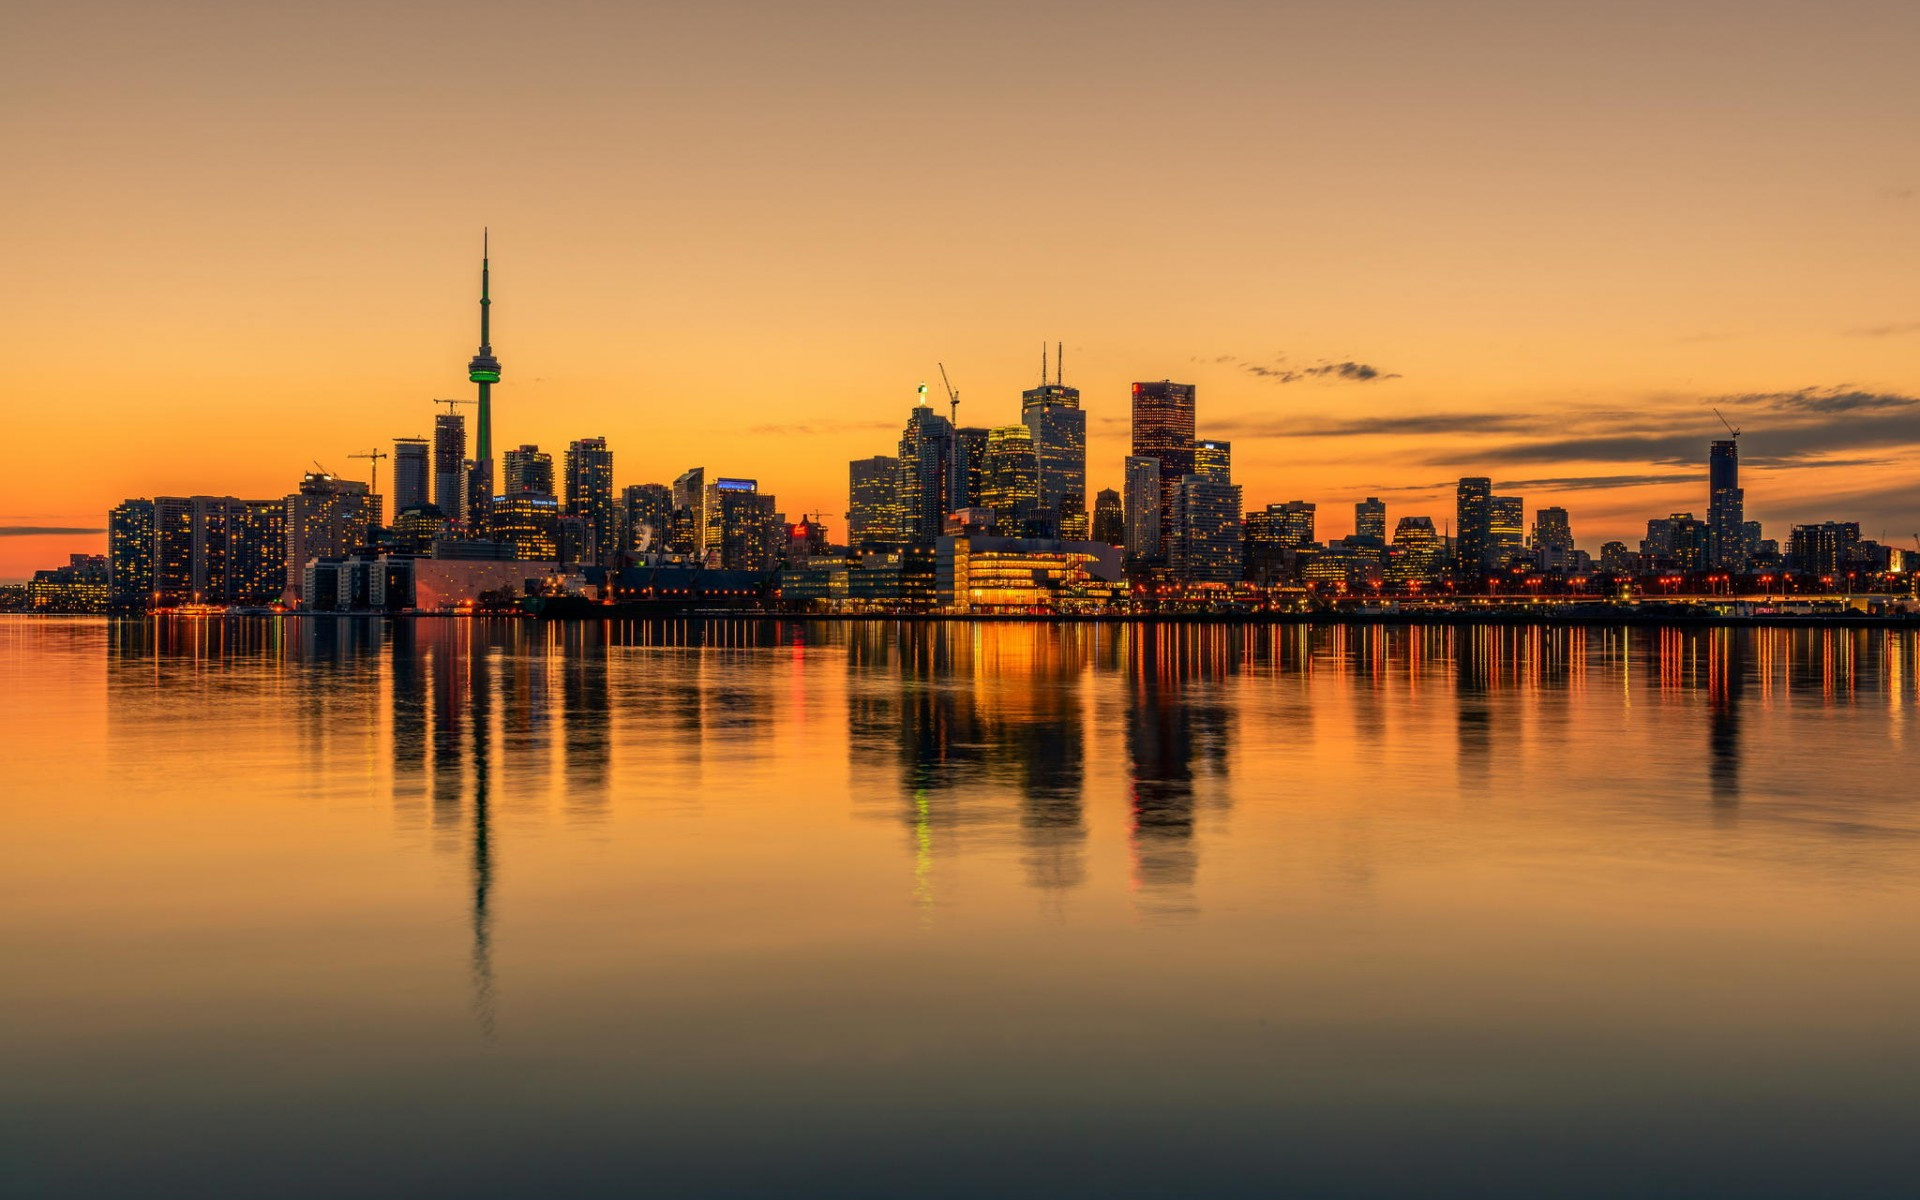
[5,616,1920,1197]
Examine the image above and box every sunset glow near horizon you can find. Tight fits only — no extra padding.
[6,0,1918,580]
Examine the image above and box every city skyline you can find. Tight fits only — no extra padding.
[7,3,1920,581]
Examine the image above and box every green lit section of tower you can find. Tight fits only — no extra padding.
[466,230,501,528]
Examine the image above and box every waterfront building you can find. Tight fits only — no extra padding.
[620,483,673,554]
[1167,475,1243,584]
[1355,497,1387,545]
[1091,488,1124,547]
[432,413,468,526]
[1386,516,1446,586]
[503,444,554,497]
[981,424,1041,534]
[935,535,1125,614]
[1788,522,1863,579]
[108,499,155,609]
[286,473,374,602]
[898,385,962,544]
[1456,477,1492,575]
[705,477,779,570]
[490,492,562,562]
[847,456,905,547]
[1131,381,1196,549]
[1709,438,1746,570]
[1123,456,1162,562]
[564,437,615,564]
[1022,355,1087,539]
[27,555,109,613]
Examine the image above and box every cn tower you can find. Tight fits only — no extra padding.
[466,230,501,530]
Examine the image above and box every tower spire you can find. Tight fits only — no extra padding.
[466,230,502,532]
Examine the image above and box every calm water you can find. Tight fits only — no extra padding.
[4,617,1919,1198]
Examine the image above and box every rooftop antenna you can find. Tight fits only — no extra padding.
[938,362,960,424]
[1713,407,1741,439]
[1040,342,1048,387]
[1057,340,1064,386]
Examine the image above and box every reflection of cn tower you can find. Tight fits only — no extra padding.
[465,231,502,533]
[416,623,496,1039]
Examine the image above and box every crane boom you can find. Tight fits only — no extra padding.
[937,362,960,424]
[1713,407,1740,438]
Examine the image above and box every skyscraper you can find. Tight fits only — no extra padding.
[393,437,430,514]
[1167,475,1243,583]
[1387,516,1446,585]
[1194,439,1231,485]
[981,424,1040,534]
[1355,497,1387,544]
[672,467,706,556]
[705,478,779,570]
[503,444,554,497]
[433,412,467,525]
[286,473,373,602]
[898,384,961,544]
[1708,438,1745,570]
[1455,477,1492,576]
[465,232,502,532]
[953,427,991,509]
[1131,381,1196,550]
[1273,501,1316,548]
[848,456,905,547]
[620,483,673,554]
[1490,495,1525,567]
[1091,488,1124,547]
[107,499,155,609]
[1123,456,1162,561]
[1022,347,1087,539]
[1532,506,1574,573]
[564,437,615,564]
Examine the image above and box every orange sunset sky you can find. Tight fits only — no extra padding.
[5,0,1918,580]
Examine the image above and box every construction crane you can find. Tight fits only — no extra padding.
[348,448,389,500]
[1713,407,1741,439]
[435,397,476,416]
[937,363,960,425]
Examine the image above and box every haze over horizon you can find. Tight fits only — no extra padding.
[6,0,1918,579]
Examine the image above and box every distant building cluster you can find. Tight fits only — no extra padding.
[16,241,1914,617]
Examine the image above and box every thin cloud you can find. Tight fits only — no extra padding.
[1212,354,1401,385]
[1210,412,1533,439]
[748,419,895,436]
[1842,322,1920,338]
[0,526,104,537]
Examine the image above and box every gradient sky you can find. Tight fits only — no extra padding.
[5,0,1918,579]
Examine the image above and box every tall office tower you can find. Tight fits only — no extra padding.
[1091,488,1125,546]
[1242,508,1289,584]
[1387,516,1446,585]
[1131,381,1196,548]
[465,231,502,533]
[393,438,430,514]
[285,473,373,602]
[620,483,673,554]
[1455,477,1492,575]
[704,478,779,570]
[1123,456,1162,560]
[433,413,468,525]
[1708,438,1745,570]
[564,437,615,564]
[1489,496,1525,567]
[1022,347,1087,539]
[490,493,561,562]
[1532,505,1574,573]
[898,384,961,544]
[671,467,706,555]
[1167,475,1244,583]
[981,424,1041,534]
[1194,439,1231,485]
[1355,497,1387,544]
[1273,501,1316,548]
[107,499,155,609]
[848,455,905,546]
[954,427,991,509]
[502,444,554,497]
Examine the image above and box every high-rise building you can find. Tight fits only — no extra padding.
[147,496,285,606]
[1194,439,1231,485]
[564,437,615,564]
[490,492,561,562]
[1643,513,1710,571]
[432,413,467,525]
[1788,522,1862,578]
[286,473,373,602]
[502,444,553,497]
[1022,349,1087,539]
[1708,438,1746,570]
[705,478,778,570]
[108,499,155,609]
[620,483,673,554]
[953,427,991,510]
[898,384,962,544]
[981,424,1040,534]
[465,232,502,533]
[848,456,905,547]
[672,467,706,556]
[1167,475,1243,583]
[1531,506,1574,573]
[1490,496,1525,567]
[1131,381,1196,549]
[1123,456,1162,561]
[1455,477,1492,576]
[1091,488,1124,547]
[1387,516,1446,585]
[393,437,431,514]
[1274,501,1316,548]
[1355,497,1387,545]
